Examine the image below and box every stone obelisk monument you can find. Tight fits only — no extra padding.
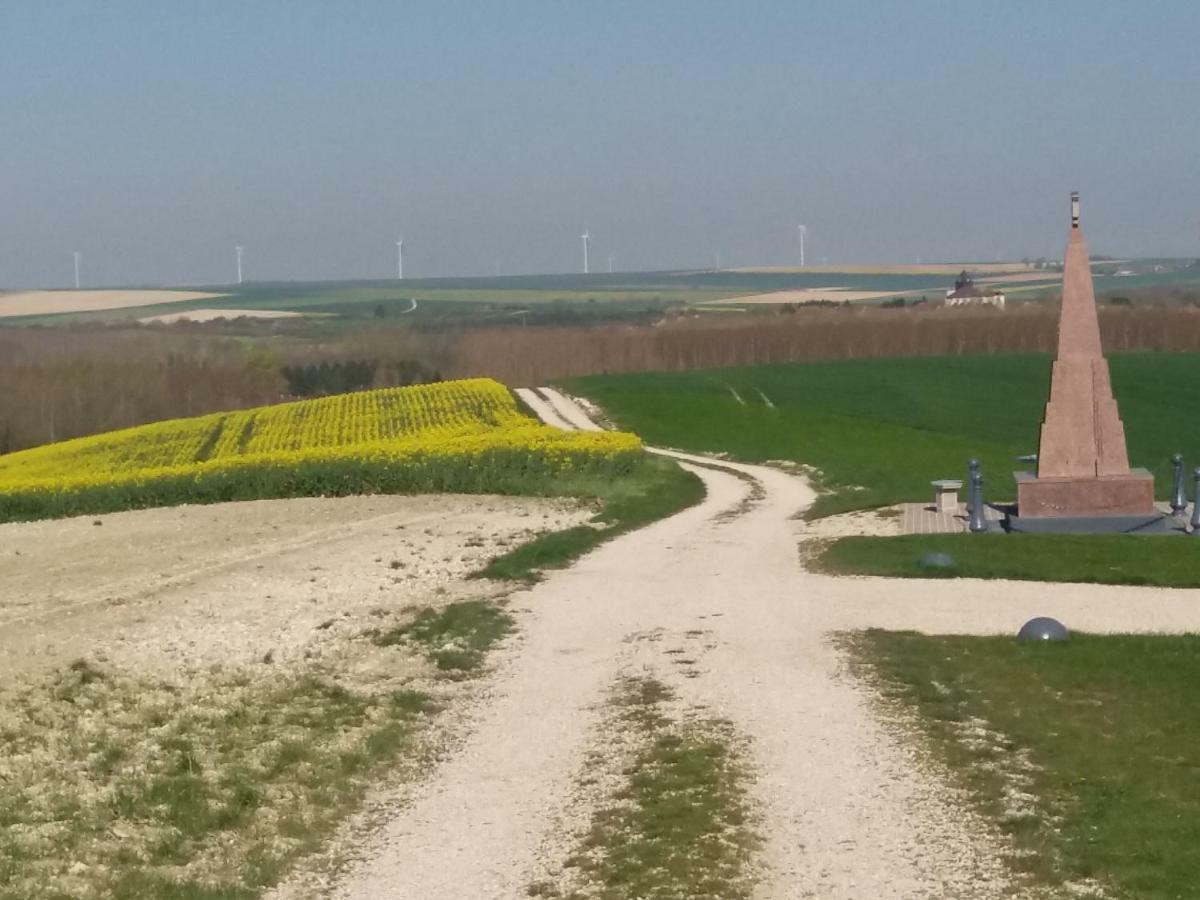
[1014,192,1155,524]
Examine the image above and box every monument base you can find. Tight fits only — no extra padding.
[1005,511,1171,534]
[1011,468,1159,532]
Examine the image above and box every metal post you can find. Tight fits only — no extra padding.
[969,468,987,533]
[1171,454,1186,517]
[966,459,980,522]
[1190,467,1200,534]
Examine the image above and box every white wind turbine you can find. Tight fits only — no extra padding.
[397,235,405,280]
[582,230,590,274]
[797,224,807,268]
[235,245,244,285]
[73,251,81,289]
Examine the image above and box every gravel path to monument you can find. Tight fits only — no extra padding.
[302,393,1200,899]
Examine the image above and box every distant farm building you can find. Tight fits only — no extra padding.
[944,271,1005,308]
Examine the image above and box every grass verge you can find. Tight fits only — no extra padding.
[569,353,1195,518]
[810,532,1200,588]
[845,630,1200,899]
[530,676,758,899]
[476,455,704,582]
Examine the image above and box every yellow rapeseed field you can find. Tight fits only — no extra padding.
[0,378,642,521]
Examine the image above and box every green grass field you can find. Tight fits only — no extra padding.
[570,353,1200,518]
[813,532,1200,587]
[848,631,1200,899]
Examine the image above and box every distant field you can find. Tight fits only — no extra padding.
[139,308,313,323]
[734,263,1033,275]
[0,289,226,317]
[7,263,1195,326]
[569,353,1196,517]
[702,288,915,305]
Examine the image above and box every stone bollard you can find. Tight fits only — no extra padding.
[969,468,987,533]
[1171,454,1187,517]
[1191,468,1200,534]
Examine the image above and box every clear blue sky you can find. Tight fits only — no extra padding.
[2,1,1198,287]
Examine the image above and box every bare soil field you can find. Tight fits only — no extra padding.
[0,289,226,317]
[0,493,590,897]
[703,287,913,305]
[0,494,587,680]
[138,307,310,323]
[732,263,1031,275]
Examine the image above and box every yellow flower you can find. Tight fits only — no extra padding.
[0,379,642,504]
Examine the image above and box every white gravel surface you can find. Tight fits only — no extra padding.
[0,494,586,679]
[301,393,1200,899]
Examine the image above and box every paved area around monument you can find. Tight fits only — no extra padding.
[900,502,1004,534]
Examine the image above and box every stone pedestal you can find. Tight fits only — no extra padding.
[1015,469,1155,517]
[931,479,963,514]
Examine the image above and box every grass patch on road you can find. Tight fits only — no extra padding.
[477,455,704,582]
[531,677,758,899]
[847,631,1200,899]
[372,600,514,673]
[570,353,1197,518]
[0,660,434,900]
[811,532,1200,588]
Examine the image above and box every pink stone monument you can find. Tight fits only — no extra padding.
[1014,192,1155,519]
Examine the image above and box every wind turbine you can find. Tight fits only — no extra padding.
[73,251,81,289]
[797,224,807,268]
[397,235,404,280]
[582,230,590,274]
[235,245,244,285]
[608,254,614,274]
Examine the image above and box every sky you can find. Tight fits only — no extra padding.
[2,1,1199,287]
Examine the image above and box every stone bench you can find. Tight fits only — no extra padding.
[931,479,963,514]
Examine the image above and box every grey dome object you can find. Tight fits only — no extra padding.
[1017,617,1070,642]
[919,552,956,570]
